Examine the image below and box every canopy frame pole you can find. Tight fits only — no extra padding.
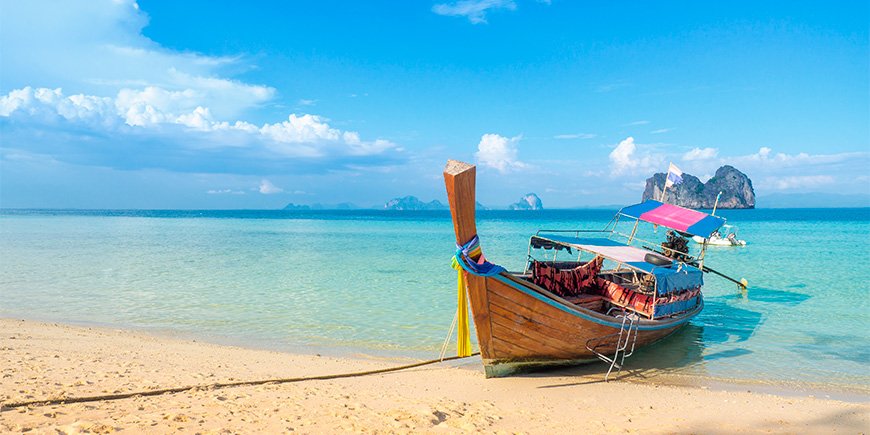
[699,242,708,270]
[627,220,640,244]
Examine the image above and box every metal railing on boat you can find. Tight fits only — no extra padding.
[584,311,639,382]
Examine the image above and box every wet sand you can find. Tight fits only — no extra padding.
[1,319,867,434]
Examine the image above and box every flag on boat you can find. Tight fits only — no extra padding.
[664,163,683,189]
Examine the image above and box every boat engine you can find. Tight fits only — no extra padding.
[661,230,691,262]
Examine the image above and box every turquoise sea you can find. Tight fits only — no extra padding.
[1,208,868,393]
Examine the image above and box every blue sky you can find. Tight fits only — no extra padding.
[1,0,867,208]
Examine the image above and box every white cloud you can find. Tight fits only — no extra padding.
[554,133,596,140]
[765,175,835,190]
[650,128,673,134]
[0,2,404,173]
[0,87,399,159]
[675,146,869,195]
[258,179,284,194]
[298,99,317,106]
[608,137,662,176]
[609,137,637,175]
[683,147,719,161]
[732,146,865,168]
[1,1,274,120]
[475,133,526,173]
[432,0,516,24]
[261,114,341,144]
[627,120,650,126]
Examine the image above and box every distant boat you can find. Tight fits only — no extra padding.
[444,160,731,378]
[692,224,747,246]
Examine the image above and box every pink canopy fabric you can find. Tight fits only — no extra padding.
[619,200,726,237]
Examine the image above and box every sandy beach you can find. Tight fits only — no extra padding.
[1,319,867,434]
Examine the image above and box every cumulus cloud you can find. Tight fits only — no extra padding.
[0,87,399,161]
[731,146,866,168]
[682,147,719,161]
[674,146,869,195]
[432,0,516,24]
[0,1,406,175]
[1,1,274,120]
[475,133,526,173]
[608,137,662,176]
[258,179,284,194]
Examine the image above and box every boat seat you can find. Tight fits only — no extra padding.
[563,294,604,311]
[531,257,603,297]
[595,277,654,318]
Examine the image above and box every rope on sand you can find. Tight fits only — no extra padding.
[0,352,480,411]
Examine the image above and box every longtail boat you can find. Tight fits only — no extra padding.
[443,160,730,378]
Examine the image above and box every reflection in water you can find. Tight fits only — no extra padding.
[604,296,767,381]
[630,324,706,371]
[720,286,812,306]
[697,297,765,343]
[703,347,753,361]
[529,295,771,383]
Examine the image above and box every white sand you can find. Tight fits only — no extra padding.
[1,319,867,434]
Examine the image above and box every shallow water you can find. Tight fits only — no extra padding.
[1,208,868,391]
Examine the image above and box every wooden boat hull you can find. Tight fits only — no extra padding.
[474,273,700,377]
[443,159,702,377]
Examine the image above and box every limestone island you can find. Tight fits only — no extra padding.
[643,165,755,209]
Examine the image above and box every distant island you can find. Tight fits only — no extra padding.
[379,194,543,211]
[282,203,310,210]
[283,202,359,210]
[382,196,446,210]
[508,193,543,210]
[643,165,755,209]
[284,193,547,211]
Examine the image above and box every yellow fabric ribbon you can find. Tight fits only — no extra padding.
[451,256,472,357]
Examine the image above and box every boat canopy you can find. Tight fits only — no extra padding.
[618,200,725,238]
[533,234,703,296]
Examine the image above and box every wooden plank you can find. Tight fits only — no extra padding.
[488,303,587,348]
[466,276,493,359]
[487,278,613,335]
[488,290,595,336]
[487,278,684,358]
[491,337,540,358]
[443,160,494,360]
[489,321,578,359]
[489,309,589,356]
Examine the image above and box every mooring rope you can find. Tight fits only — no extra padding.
[438,309,459,361]
[0,352,480,411]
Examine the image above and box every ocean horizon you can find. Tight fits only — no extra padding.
[2,207,869,394]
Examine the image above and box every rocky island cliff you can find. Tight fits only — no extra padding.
[381,194,540,210]
[508,193,543,210]
[642,165,755,209]
[382,196,446,210]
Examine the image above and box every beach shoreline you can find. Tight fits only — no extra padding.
[5,312,867,403]
[2,318,867,434]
